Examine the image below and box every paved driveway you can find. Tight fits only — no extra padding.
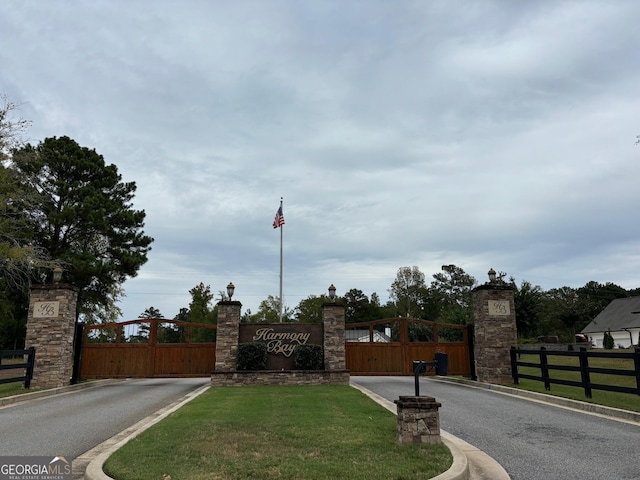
[351,376,640,480]
[0,378,209,459]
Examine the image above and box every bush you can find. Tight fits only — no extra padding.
[236,343,267,370]
[603,330,615,350]
[294,344,324,370]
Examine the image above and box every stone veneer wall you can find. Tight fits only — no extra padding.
[214,300,242,372]
[322,302,346,371]
[211,300,348,386]
[210,370,350,386]
[394,396,442,444]
[471,283,517,384]
[25,284,79,389]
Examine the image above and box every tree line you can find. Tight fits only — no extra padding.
[137,264,640,345]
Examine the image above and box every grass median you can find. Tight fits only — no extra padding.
[104,385,451,480]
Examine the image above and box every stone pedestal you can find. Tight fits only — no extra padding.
[472,283,517,384]
[322,303,346,371]
[394,396,442,444]
[214,300,242,372]
[25,284,79,389]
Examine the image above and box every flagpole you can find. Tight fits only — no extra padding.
[279,197,283,323]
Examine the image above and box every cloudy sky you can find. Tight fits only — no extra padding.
[2,1,639,319]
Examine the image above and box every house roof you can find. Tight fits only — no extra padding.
[581,296,640,333]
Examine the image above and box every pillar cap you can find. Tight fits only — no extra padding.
[217,300,242,307]
[30,283,79,292]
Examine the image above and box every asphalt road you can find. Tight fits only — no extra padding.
[351,376,640,480]
[0,378,209,459]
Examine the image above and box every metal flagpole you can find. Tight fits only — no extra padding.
[279,197,283,323]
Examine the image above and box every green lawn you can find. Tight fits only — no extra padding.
[104,385,452,480]
[0,382,28,398]
[512,351,640,412]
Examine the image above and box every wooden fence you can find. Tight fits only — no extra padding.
[345,318,473,376]
[0,348,35,389]
[510,346,640,398]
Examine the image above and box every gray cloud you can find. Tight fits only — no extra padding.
[1,0,639,319]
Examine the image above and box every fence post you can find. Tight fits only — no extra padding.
[24,347,36,389]
[467,324,477,380]
[579,347,592,399]
[540,347,550,391]
[510,346,519,384]
[634,348,640,396]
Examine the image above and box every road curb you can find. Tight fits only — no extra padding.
[350,381,511,480]
[82,382,211,480]
[0,379,123,408]
[431,376,640,425]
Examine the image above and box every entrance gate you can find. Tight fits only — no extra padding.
[79,318,217,379]
[345,318,473,376]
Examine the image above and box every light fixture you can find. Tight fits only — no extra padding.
[328,284,336,300]
[52,266,63,284]
[487,268,496,284]
[226,282,235,300]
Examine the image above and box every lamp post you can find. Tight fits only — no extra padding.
[52,266,63,284]
[328,284,336,301]
[226,282,235,300]
[488,268,496,284]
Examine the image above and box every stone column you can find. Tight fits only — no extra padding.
[394,396,442,444]
[322,302,346,371]
[25,284,79,389]
[215,300,242,371]
[472,279,517,384]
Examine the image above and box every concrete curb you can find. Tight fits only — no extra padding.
[349,382,470,479]
[0,379,123,408]
[431,376,640,425]
[349,381,511,480]
[82,382,210,480]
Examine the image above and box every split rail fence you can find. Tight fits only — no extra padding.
[0,347,36,389]
[510,346,640,398]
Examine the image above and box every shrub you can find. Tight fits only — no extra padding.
[236,342,267,370]
[294,344,324,370]
[603,330,615,350]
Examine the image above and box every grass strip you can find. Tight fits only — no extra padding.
[0,383,28,398]
[104,385,451,480]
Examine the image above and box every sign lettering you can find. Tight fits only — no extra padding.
[252,327,311,357]
[488,300,510,316]
[33,301,60,318]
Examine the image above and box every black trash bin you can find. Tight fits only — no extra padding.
[434,351,448,376]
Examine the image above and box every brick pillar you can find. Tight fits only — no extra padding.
[25,284,79,389]
[472,281,517,384]
[322,302,346,371]
[215,300,242,371]
[394,396,442,444]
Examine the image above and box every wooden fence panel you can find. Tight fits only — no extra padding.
[345,318,472,376]
[80,319,217,379]
[346,343,405,375]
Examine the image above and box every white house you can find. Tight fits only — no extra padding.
[581,296,640,348]
[345,328,392,343]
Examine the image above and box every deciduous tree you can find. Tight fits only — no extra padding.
[249,295,293,323]
[388,266,427,318]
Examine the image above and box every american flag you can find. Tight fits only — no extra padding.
[273,205,285,229]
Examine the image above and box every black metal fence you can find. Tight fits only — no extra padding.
[0,347,36,389]
[510,346,640,398]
